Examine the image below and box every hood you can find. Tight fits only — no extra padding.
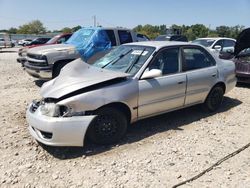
[41,59,129,99]
[27,44,76,55]
[234,28,250,56]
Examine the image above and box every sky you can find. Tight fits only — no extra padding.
[0,0,249,31]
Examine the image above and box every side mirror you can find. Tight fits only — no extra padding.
[141,69,162,79]
[214,45,222,51]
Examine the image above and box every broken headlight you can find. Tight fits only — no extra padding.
[40,103,59,117]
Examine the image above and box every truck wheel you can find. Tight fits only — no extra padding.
[204,86,224,112]
[52,62,68,78]
[87,107,127,145]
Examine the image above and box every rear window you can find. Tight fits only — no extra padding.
[170,35,188,42]
[118,30,133,44]
[104,30,117,46]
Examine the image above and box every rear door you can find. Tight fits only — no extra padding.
[182,46,217,106]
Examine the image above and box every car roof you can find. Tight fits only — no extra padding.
[195,37,236,41]
[124,41,196,49]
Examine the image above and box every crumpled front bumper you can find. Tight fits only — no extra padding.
[26,104,95,147]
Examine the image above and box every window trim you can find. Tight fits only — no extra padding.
[139,46,181,80]
[118,30,133,44]
[181,45,216,72]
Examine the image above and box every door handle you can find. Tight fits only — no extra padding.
[178,81,185,84]
[212,74,216,77]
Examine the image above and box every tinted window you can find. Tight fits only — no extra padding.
[183,47,215,71]
[213,40,223,48]
[170,35,188,42]
[118,30,133,44]
[149,48,179,75]
[223,40,235,48]
[104,30,117,46]
[192,39,215,47]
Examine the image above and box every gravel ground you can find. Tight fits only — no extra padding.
[0,49,250,188]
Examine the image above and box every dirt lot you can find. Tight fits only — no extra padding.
[0,49,250,188]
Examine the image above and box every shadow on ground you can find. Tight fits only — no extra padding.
[34,80,47,87]
[236,82,250,89]
[41,96,242,159]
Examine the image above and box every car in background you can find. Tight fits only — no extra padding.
[17,33,72,64]
[25,37,51,46]
[26,41,236,146]
[154,34,188,42]
[0,36,14,48]
[192,37,236,54]
[233,28,250,83]
[18,39,33,46]
[234,48,250,83]
[137,33,150,41]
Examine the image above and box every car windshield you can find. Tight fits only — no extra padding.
[46,35,60,44]
[66,29,95,46]
[93,45,155,75]
[192,39,215,47]
[155,35,170,41]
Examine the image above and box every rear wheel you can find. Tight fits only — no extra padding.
[87,107,127,145]
[204,86,224,112]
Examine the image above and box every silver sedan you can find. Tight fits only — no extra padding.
[26,41,236,146]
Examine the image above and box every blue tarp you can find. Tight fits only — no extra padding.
[65,27,111,61]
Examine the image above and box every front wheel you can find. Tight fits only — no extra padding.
[87,107,128,145]
[204,86,224,112]
[52,62,68,78]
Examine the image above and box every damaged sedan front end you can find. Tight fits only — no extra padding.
[26,45,151,146]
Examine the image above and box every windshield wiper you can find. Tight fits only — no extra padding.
[125,48,146,73]
[102,49,133,68]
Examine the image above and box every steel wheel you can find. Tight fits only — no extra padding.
[204,86,224,112]
[87,107,127,145]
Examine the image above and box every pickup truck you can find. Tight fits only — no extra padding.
[17,33,72,64]
[24,27,138,79]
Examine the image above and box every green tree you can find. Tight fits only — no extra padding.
[17,20,46,34]
[61,27,72,33]
[8,27,18,34]
[216,26,231,37]
[134,24,160,39]
[72,25,81,32]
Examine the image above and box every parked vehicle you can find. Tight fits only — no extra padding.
[137,33,150,41]
[155,34,188,42]
[0,33,14,48]
[24,27,138,80]
[25,37,51,46]
[26,41,236,146]
[192,37,236,53]
[17,33,72,64]
[233,28,250,83]
[18,39,33,46]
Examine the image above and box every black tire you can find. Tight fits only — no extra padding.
[204,86,224,112]
[87,107,128,145]
[52,62,68,78]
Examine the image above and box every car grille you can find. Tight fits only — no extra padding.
[27,53,48,67]
[235,61,250,73]
[27,60,48,67]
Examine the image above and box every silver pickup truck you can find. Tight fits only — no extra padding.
[24,27,139,79]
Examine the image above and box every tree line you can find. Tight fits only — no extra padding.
[0,20,245,41]
[133,24,245,40]
[0,20,81,35]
